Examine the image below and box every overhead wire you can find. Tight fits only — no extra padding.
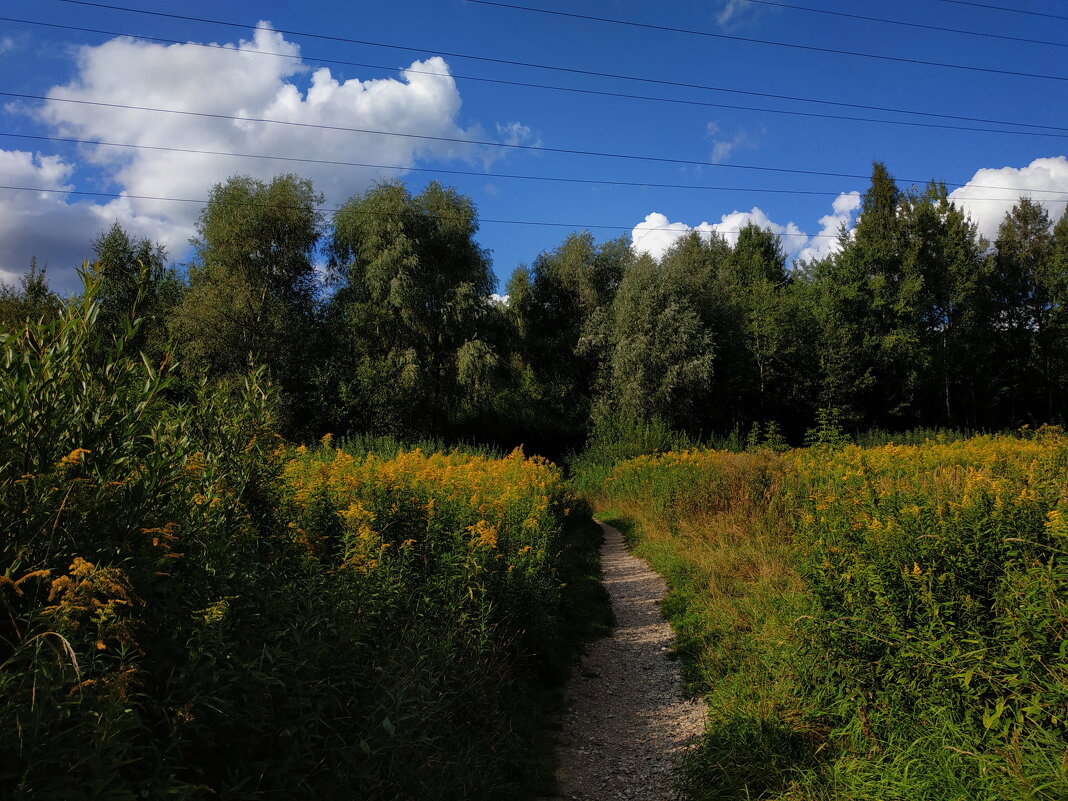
[2,16,1063,142]
[734,0,1067,48]
[0,132,846,198]
[0,184,846,238]
[3,132,1061,204]
[931,0,1068,23]
[44,3,1065,133]
[6,91,1066,195]
[466,0,1068,82]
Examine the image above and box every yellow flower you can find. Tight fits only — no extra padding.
[59,448,91,467]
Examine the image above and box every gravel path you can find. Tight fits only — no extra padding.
[545,521,707,800]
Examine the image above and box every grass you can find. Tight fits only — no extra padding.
[597,485,825,800]
[582,436,1068,800]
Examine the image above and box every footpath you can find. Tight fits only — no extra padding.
[546,522,706,800]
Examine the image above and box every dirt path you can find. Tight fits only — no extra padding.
[545,521,707,800]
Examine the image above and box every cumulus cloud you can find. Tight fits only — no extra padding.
[795,191,860,264]
[631,191,861,266]
[631,213,702,262]
[949,156,1068,242]
[3,23,523,289]
[0,150,186,292]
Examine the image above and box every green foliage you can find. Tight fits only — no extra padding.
[91,221,181,366]
[503,232,630,451]
[581,433,1068,800]
[804,406,851,448]
[170,174,324,435]
[326,180,500,439]
[0,258,62,329]
[791,434,1068,799]
[0,265,599,799]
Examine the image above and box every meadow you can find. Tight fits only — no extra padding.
[588,432,1068,800]
[0,270,608,799]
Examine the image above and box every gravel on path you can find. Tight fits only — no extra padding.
[544,521,707,800]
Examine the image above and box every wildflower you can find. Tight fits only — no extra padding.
[59,448,91,467]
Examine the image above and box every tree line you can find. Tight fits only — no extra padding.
[3,162,1067,453]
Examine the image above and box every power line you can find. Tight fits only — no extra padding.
[5,185,1063,243]
[4,17,1061,143]
[738,0,1067,47]
[46,3,1065,133]
[0,132,844,198]
[0,184,848,238]
[3,132,1057,204]
[8,91,1066,195]
[7,17,1060,142]
[931,0,1068,23]
[467,0,1068,82]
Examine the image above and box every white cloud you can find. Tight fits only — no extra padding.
[795,191,860,264]
[717,0,749,25]
[631,199,850,265]
[3,23,524,289]
[496,121,541,148]
[489,293,509,305]
[713,207,806,249]
[631,213,703,262]
[948,156,1068,242]
[0,150,186,292]
[706,123,757,165]
[700,120,760,164]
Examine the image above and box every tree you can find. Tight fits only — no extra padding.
[327,180,497,437]
[504,232,630,449]
[91,222,180,365]
[170,174,324,433]
[897,183,987,426]
[810,162,915,428]
[599,233,723,433]
[990,198,1061,423]
[0,258,62,329]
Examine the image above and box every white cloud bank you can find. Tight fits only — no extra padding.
[2,23,520,291]
[949,156,1068,242]
[633,154,1068,267]
[631,191,861,265]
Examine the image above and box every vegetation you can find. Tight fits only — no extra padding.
[0,269,606,798]
[586,430,1068,800]
[3,158,1068,798]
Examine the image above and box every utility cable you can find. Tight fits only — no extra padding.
[6,91,1066,195]
[735,0,1066,48]
[931,0,1068,23]
[0,132,844,198]
[45,3,1065,132]
[0,184,852,238]
[3,132,1058,204]
[467,0,1068,82]
[3,17,1061,141]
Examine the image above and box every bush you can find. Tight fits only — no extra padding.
[0,265,587,799]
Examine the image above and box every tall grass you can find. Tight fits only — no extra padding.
[0,266,605,800]
[584,433,1068,800]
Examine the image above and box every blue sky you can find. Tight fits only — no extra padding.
[1,0,1065,293]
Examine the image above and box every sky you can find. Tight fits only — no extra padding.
[1,0,1066,294]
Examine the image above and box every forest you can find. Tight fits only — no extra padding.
[2,160,1067,800]
[5,161,1067,454]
